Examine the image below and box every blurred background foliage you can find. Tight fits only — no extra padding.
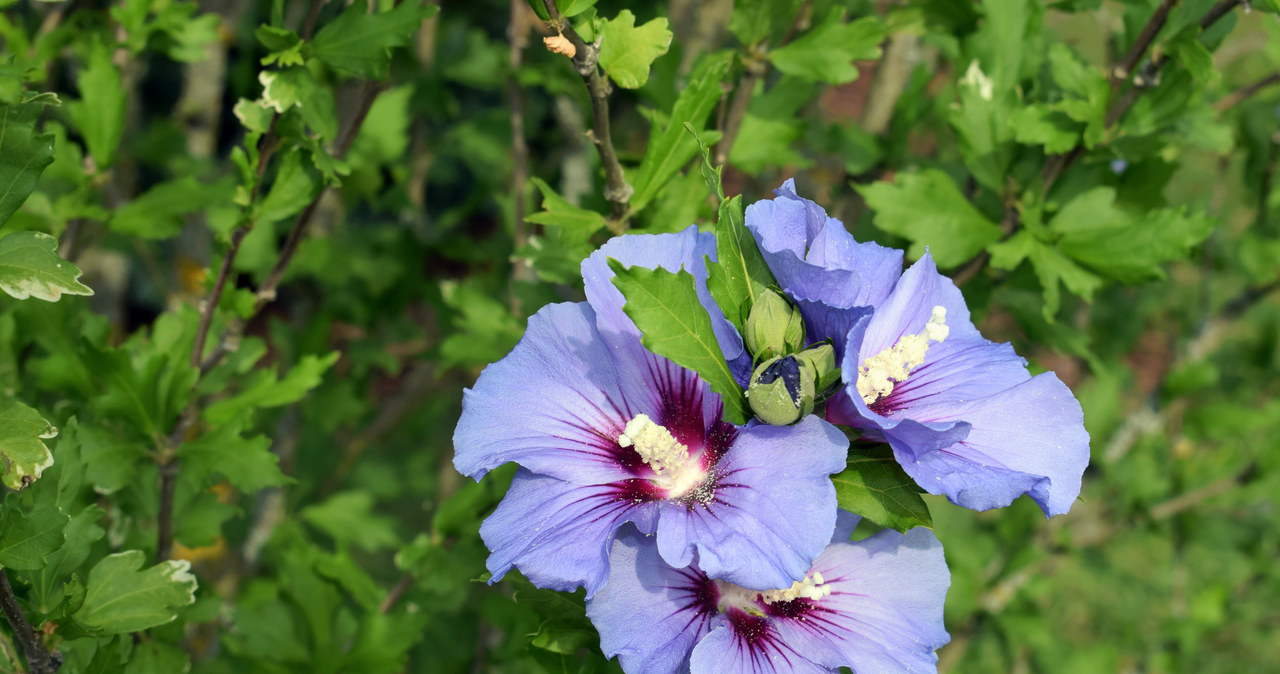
[0,0,1278,672]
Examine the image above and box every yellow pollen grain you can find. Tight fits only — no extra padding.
[857,305,949,405]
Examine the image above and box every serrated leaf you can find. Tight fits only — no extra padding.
[110,176,236,239]
[598,10,672,89]
[856,170,1002,269]
[832,445,931,533]
[684,123,723,200]
[25,505,105,614]
[301,491,400,552]
[177,415,291,493]
[256,150,323,227]
[66,42,125,168]
[310,0,437,79]
[630,52,732,211]
[608,261,749,424]
[730,0,803,47]
[990,230,1103,319]
[0,502,68,570]
[202,351,339,425]
[1010,104,1080,154]
[1050,187,1217,284]
[0,231,93,302]
[0,99,57,227]
[768,11,883,84]
[0,394,57,489]
[525,178,607,246]
[73,551,198,634]
[706,195,777,334]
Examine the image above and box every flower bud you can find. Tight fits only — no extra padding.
[747,355,815,426]
[795,343,840,393]
[744,290,805,362]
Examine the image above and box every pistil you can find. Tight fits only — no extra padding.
[856,306,949,404]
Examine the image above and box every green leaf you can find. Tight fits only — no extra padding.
[256,150,323,227]
[73,550,198,634]
[630,52,732,211]
[177,415,291,493]
[301,491,400,552]
[948,61,1014,191]
[1050,187,1217,284]
[608,261,749,424]
[990,230,1104,319]
[0,502,68,570]
[598,10,672,89]
[25,505,105,614]
[730,0,803,47]
[856,170,1002,269]
[256,25,304,67]
[123,642,190,674]
[525,177,607,235]
[310,0,437,79]
[66,42,126,168]
[768,11,883,84]
[0,98,57,227]
[0,231,93,302]
[438,280,526,368]
[556,0,598,19]
[1045,43,1108,148]
[684,123,723,200]
[1011,104,1080,154]
[705,195,776,334]
[833,445,932,533]
[202,351,339,425]
[728,77,818,173]
[0,395,57,489]
[110,176,236,239]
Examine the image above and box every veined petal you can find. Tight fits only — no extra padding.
[856,251,978,360]
[587,529,720,674]
[655,417,848,591]
[689,623,829,674]
[480,469,658,597]
[581,225,750,383]
[454,302,643,484]
[773,528,950,673]
[884,372,1090,516]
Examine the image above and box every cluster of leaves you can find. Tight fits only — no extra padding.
[0,0,1277,672]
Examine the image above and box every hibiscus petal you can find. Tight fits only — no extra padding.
[885,372,1091,516]
[773,528,950,673]
[689,623,830,674]
[857,251,978,360]
[655,417,848,590]
[587,529,719,674]
[453,302,644,484]
[480,469,657,597]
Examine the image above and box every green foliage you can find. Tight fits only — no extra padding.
[598,10,672,89]
[0,0,1274,671]
[608,260,750,424]
[833,444,932,533]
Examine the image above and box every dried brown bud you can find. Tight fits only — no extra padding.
[543,34,576,59]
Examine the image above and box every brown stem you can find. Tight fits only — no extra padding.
[379,572,415,614]
[1215,72,1280,113]
[541,0,632,222]
[300,0,325,40]
[1198,0,1242,30]
[715,68,760,167]
[0,571,58,674]
[1110,0,1179,94]
[508,0,533,309]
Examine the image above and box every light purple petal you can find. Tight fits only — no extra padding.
[655,417,848,590]
[773,528,950,673]
[746,179,902,309]
[587,530,720,674]
[856,252,978,360]
[689,624,830,674]
[884,373,1090,516]
[581,226,750,383]
[830,509,861,544]
[480,469,657,597]
[454,302,644,484]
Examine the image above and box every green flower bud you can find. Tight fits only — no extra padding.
[796,343,840,393]
[747,355,815,426]
[744,290,805,361]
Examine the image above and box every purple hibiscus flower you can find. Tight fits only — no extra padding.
[586,512,950,674]
[744,180,1090,517]
[453,226,849,597]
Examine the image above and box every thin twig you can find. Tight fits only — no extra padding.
[379,572,415,614]
[508,0,533,310]
[1199,0,1243,30]
[540,0,632,223]
[1215,71,1280,112]
[0,571,58,674]
[1110,0,1179,93]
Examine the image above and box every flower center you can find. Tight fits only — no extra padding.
[714,573,832,617]
[618,414,707,497]
[856,305,949,405]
